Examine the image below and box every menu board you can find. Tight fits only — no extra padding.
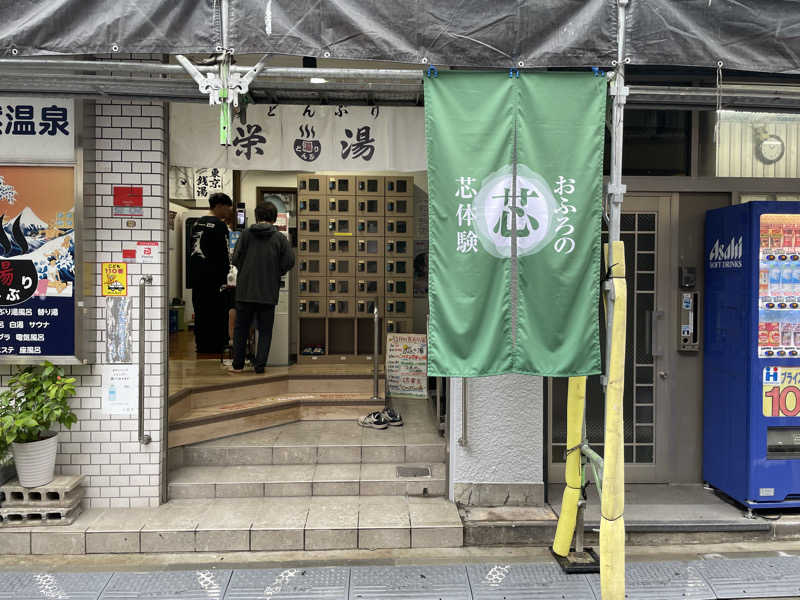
[0,166,76,360]
[758,214,800,357]
[386,333,428,398]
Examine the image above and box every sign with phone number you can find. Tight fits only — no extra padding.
[763,366,800,416]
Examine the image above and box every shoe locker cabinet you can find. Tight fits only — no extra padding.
[297,174,415,361]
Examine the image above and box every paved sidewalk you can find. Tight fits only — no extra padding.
[4,551,800,598]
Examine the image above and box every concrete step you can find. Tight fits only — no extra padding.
[168,463,447,500]
[176,421,445,467]
[0,496,463,554]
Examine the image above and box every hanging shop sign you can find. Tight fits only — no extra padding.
[386,333,428,399]
[193,167,233,206]
[0,97,74,163]
[112,186,144,218]
[102,262,127,296]
[170,104,426,172]
[0,166,77,360]
[425,72,606,377]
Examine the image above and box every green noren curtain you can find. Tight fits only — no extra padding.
[426,71,606,377]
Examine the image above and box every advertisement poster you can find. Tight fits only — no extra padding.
[758,214,800,357]
[0,166,75,358]
[100,364,138,415]
[386,333,428,398]
[102,262,127,296]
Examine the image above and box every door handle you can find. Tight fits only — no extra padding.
[659,371,669,379]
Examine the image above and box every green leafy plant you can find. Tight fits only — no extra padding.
[0,361,77,458]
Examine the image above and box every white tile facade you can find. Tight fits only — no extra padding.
[43,97,168,509]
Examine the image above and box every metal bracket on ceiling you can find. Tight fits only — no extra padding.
[176,53,268,107]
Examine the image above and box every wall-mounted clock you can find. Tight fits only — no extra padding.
[755,133,785,164]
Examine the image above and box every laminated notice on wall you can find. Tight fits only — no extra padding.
[386,333,428,399]
[100,364,138,416]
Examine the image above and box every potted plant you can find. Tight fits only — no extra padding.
[0,361,77,488]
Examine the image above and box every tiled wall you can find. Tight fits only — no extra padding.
[48,98,168,508]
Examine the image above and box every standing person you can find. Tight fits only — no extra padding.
[230,202,294,374]
[188,192,233,355]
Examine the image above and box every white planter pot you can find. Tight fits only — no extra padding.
[11,433,58,488]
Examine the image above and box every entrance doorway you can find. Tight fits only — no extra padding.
[549,195,672,483]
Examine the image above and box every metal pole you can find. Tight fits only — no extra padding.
[221,0,230,51]
[457,378,468,446]
[138,275,153,445]
[605,0,629,365]
[372,306,381,404]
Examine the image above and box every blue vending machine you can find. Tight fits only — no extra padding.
[705,201,800,508]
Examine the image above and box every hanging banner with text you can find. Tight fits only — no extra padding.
[425,72,605,377]
[170,104,426,172]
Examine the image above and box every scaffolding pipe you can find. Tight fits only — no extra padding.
[598,2,629,598]
[0,58,209,74]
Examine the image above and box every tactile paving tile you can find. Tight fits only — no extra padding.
[586,562,715,600]
[0,571,113,600]
[224,567,348,599]
[350,565,469,599]
[692,556,800,599]
[467,563,595,600]
[101,570,231,599]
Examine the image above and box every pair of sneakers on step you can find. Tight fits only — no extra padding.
[358,407,403,429]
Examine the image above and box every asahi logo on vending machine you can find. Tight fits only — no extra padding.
[709,236,743,269]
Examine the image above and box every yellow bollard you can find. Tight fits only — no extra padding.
[601,240,627,599]
[552,376,587,557]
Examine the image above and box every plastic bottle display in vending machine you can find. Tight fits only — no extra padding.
[783,261,795,298]
[772,226,784,249]
[770,262,784,298]
[760,264,771,297]
[761,224,771,248]
[784,224,795,250]
[782,318,794,348]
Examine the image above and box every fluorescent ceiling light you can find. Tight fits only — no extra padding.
[310,77,327,84]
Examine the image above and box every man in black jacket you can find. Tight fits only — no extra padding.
[188,192,232,355]
[230,202,295,373]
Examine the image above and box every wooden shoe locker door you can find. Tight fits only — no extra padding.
[297,173,414,363]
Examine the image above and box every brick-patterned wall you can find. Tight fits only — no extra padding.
[51,98,168,509]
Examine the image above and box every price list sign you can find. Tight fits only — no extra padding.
[386,333,428,399]
[0,166,77,359]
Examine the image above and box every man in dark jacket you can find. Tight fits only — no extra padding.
[188,192,232,355]
[230,202,295,373]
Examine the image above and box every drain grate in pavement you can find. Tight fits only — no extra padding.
[692,556,800,599]
[350,565,469,599]
[101,570,231,599]
[396,466,431,478]
[586,561,714,600]
[0,571,113,600]
[467,563,595,600]
[224,567,348,599]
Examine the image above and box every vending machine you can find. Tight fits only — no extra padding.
[704,201,800,508]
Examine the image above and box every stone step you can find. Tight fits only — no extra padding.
[178,425,445,467]
[0,496,463,554]
[168,393,386,448]
[168,463,447,499]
